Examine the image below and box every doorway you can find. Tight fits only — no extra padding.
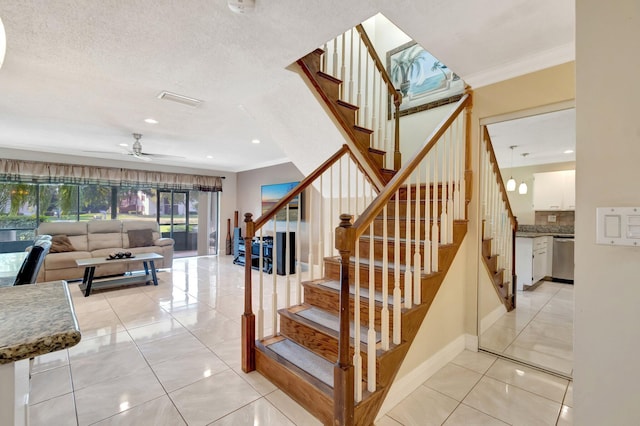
[157,190,198,256]
[478,105,575,378]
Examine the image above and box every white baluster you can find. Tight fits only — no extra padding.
[404,174,413,309]
[258,228,264,339]
[381,206,389,350]
[424,157,431,274]
[440,133,449,248]
[432,145,439,272]
[272,219,278,333]
[393,191,401,345]
[367,223,376,393]
[349,29,354,104]
[354,242,362,402]
[413,166,421,305]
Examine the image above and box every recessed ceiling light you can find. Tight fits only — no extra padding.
[206,155,213,159]
[119,143,128,147]
[144,118,158,124]
[251,139,260,144]
[564,149,574,154]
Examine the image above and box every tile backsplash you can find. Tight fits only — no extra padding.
[534,210,575,226]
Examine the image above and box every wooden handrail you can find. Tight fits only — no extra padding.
[482,126,517,230]
[351,94,471,236]
[252,145,349,232]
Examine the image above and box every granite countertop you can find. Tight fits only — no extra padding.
[516,232,575,238]
[0,281,81,364]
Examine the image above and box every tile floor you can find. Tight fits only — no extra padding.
[29,256,573,425]
[479,281,574,377]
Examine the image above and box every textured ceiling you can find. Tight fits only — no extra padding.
[489,108,576,169]
[0,0,574,174]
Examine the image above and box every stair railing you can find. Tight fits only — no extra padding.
[333,93,471,421]
[321,25,403,170]
[480,127,518,309]
[241,145,380,373]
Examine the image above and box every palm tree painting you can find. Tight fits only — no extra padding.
[387,41,465,117]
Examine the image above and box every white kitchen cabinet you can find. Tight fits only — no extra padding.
[515,236,549,290]
[533,170,575,210]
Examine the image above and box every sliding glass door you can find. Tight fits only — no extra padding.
[157,190,197,254]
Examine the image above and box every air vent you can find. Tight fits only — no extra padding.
[157,91,203,107]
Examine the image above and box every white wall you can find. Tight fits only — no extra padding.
[236,162,304,221]
[575,2,640,424]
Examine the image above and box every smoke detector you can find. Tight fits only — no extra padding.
[228,0,256,14]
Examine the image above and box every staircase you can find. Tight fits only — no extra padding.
[479,127,518,312]
[240,25,473,425]
[254,197,468,424]
[297,48,396,186]
[481,235,514,311]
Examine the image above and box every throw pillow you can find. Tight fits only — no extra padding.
[50,235,75,253]
[128,229,154,248]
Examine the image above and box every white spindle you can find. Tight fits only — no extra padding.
[364,55,369,129]
[393,191,401,345]
[404,174,413,309]
[413,166,421,305]
[354,242,362,402]
[349,29,354,104]
[285,207,291,307]
[309,187,314,281]
[367,223,376,392]
[432,145,439,272]
[447,128,454,244]
[319,174,324,276]
[381,206,389,350]
[272,218,278,333]
[440,132,449,248]
[258,228,264,339]
[424,156,431,274]
[296,203,302,304]
[357,38,362,127]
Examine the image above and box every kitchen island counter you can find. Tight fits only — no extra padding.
[0,281,81,425]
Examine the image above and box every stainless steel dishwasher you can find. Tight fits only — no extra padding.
[552,237,574,283]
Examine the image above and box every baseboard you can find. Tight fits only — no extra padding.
[465,334,478,351]
[376,334,466,419]
[480,304,507,334]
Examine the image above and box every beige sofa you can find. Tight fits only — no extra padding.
[36,219,174,282]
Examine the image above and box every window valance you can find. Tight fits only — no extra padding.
[0,159,223,192]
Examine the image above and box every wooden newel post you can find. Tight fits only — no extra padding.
[334,214,355,426]
[511,217,518,310]
[242,213,256,373]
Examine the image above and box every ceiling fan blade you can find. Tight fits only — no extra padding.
[132,152,152,161]
[143,152,185,159]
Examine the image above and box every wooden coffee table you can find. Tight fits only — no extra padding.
[75,252,163,297]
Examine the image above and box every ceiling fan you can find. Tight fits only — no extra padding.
[85,133,183,161]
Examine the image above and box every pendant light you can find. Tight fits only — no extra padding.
[518,153,529,194]
[506,145,517,191]
[0,16,6,69]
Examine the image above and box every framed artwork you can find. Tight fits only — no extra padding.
[261,181,302,221]
[386,41,465,118]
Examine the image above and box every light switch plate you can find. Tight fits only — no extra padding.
[596,207,640,246]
